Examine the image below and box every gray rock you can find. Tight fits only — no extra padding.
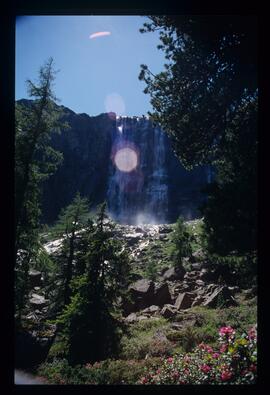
[202,286,237,308]
[125,313,138,323]
[160,304,178,319]
[29,294,48,309]
[129,279,155,296]
[123,279,155,315]
[137,315,148,321]
[154,282,172,306]
[174,292,196,310]
[191,262,204,271]
[191,295,205,307]
[142,305,160,315]
[162,266,185,281]
[195,279,205,287]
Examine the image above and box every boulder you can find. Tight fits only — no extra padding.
[123,279,155,314]
[125,313,138,323]
[142,305,160,315]
[154,282,172,306]
[137,315,148,321]
[162,266,185,281]
[191,262,204,271]
[174,292,196,310]
[160,304,178,319]
[202,286,237,308]
[29,270,42,288]
[195,279,205,287]
[191,295,205,307]
[129,279,155,297]
[29,294,48,310]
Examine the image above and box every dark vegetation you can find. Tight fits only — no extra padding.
[15,15,257,385]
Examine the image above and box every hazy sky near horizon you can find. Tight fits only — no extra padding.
[15,15,166,117]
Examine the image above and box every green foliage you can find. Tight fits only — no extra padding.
[38,357,161,385]
[119,318,172,360]
[138,326,257,384]
[171,217,192,267]
[49,192,91,306]
[54,203,131,365]
[201,98,257,255]
[139,16,257,257]
[15,58,66,319]
[206,252,257,289]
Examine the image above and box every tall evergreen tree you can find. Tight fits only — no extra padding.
[15,57,65,320]
[139,16,257,254]
[51,192,90,306]
[56,203,131,365]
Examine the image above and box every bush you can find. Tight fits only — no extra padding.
[119,318,171,360]
[206,252,257,288]
[138,325,257,385]
[38,357,161,385]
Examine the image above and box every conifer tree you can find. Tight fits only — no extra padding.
[52,192,90,306]
[15,57,65,320]
[56,203,131,365]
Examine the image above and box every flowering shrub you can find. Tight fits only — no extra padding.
[138,326,257,385]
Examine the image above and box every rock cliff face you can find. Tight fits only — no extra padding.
[17,101,212,224]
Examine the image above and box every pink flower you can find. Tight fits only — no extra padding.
[206,345,213,353]
[220,344,227,353]
[212,352,220,359]
[167,357,173,363]
[201,364,211,374]
[219,326,235,337]
[156,369,161,374]
[221,371,233,381]
[141,377,148,384]
[198,343,206,350]
[249,364,256,372]
[173,371,180,378]
[248,327,257,340]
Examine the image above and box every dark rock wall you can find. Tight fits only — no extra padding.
[32,105,211,224]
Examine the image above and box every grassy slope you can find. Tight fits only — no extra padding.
[37,218,257,384]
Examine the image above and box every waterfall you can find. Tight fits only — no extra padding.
[107,117,169,224]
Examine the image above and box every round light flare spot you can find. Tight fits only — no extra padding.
[114,147,138,173]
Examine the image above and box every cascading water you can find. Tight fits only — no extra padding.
[107,117,169,225]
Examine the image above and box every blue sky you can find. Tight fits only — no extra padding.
[15,16,166,117]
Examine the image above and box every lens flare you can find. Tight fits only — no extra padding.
[89,31,111,39]
[114,147,138,172]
